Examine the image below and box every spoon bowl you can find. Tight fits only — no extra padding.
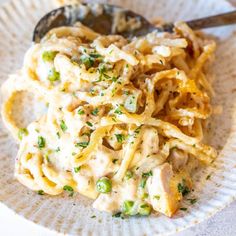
[33,3,236,43]
[33,3,160,42]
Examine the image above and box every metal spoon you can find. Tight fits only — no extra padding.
[33,3,236,43]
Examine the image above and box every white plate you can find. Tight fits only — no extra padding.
[0,0,236,235]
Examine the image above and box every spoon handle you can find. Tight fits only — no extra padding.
[186,10,236,30]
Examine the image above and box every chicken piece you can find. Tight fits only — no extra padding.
[73,165,98,199]
[141,127,159,157]
[169,148,188,170]
[147,163,181,217]
[130,127,165,173]
[88,146,117,178]
[93,190,121,213]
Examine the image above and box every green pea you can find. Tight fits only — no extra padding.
[138,203,151,216]
[48,68,60,82]
[122,200,135,215]
[96,177,112,193]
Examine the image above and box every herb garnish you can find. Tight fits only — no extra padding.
[142,171,153,177]
[114,106,123,115]
[180,207,187,211]
[18,128,28,140]
[91,108,99,116]
[177,179,190,196]
[140,178,147,188]
[112,159,118,164]
[37,136,45,149]
[112,212,123,218]
[60,120,67,132]
[154,195,160,200]
[63,185,74,197]
[86,121,93,127]
[38,190,44,195]
[56,131,60,139]
[188,198,197,204]
[206,174,211,180]
[75,142,89,148]
[74,166,81,173]
[77,109,85,115]
[80,55,94,69]
[124,170,133,180]
[115,134,125,143]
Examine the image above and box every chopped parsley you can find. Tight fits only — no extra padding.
[91,108,99,116]
[18,128,28,140]
[37,136,45,149]
[112,212,123,218]
[77,109,85,115]
[38,190,44,195]
[206,174,211,180]
[188,198,197,204]
[139,178,147,188]
[60,120,67,132]
[124,170,133,180]
[96,63,118,83]
[115,134,125,143]
[80,55,94,69]
[56,131,60,139]
[75,142,89,148]
[154,195,160,200]
[133,126,142,138]
[114,106,123,115]
[112,159,118,164]
[42,51,57,62]
[89,53,102,59]
[180,207,187,211]
[90,215,96,218]
[177,179,190,196]
[55,147,60,152]
[74,166,81,173]
[63,185,74,197]
[112,76,119,82]
[112,117,117,122]
[142,193,149,199]
[86,121,93,127]
[72,92,77,98]
[90,88,96,95]
[142,171,153,177]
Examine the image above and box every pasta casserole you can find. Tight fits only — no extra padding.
[1,18,217,217]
